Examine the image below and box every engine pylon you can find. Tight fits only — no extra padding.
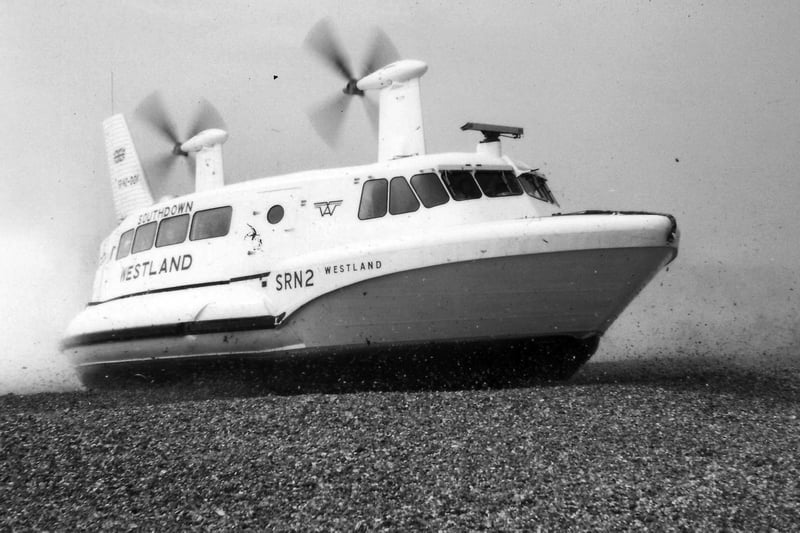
[180,129,228,192]
[358,59,428,161]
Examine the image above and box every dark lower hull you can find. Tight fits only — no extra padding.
[76,334,600,390]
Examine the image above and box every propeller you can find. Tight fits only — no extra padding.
[304,18,399,146]
[135,92,226,178]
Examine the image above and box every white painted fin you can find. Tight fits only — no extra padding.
[358,60,428,161]
[180,128,228,193]
[103,114,154,222]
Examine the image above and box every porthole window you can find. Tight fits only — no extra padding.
[267,205,284,224]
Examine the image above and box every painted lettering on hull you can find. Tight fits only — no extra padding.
[275,269,315,291]
[120,254,193,281]
[137,201,194,225]
[323,261,382,275]
[115,174,139,189]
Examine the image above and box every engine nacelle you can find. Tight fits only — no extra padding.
[180,128,228,153]
[357,59,428,91]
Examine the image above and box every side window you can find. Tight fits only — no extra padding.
[358,179,388,220]
[474,170,523,197]
[389,177,420,215]
[156,214,190,247]
[116,229,134,260]
[518,172,558,205]
[441,170,481,201]
[542,180,557,205]
[410,173,449,208]
[131,222,157,254]
[190,206,233,240]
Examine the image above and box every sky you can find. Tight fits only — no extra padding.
[2,1,799,393]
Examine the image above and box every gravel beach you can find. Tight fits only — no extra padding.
[1,354,798,531]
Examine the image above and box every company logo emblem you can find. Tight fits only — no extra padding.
[113,147,126,164]
[314,200,343,217]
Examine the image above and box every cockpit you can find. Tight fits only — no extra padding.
[357,167,557,220]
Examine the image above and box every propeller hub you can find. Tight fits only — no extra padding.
[172,143,188,157]
[343,79,364,96]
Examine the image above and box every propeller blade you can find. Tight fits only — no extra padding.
[145,152,179,180]
[309,92,353,146]
[304,17,354,81]
[305,20,398,147]
[361,27,400,76]
[188,98,226,138]
[135,92,180,145]
[362,95,379,133]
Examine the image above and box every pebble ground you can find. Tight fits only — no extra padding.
[1,354,798,531]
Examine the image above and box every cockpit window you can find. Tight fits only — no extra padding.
[474,170,523,197]
[441,170,481,201]
[518,172,558,205]
[358,179,388,220]
[131,222,157,254]
[410,173,449,208]
[116,229,134,260]
[190,206,233,240]
[389,177,420,215]
[156,214,190,247]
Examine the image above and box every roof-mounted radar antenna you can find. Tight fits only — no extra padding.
[461,122,523,157]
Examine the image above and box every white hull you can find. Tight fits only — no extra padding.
[63,213,677,370]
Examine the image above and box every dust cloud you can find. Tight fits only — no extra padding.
[0,230,83,395]
[598,260,800,371]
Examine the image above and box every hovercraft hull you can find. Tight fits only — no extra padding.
[63,212,677,378]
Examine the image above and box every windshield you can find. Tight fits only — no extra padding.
[518,172,558,205]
